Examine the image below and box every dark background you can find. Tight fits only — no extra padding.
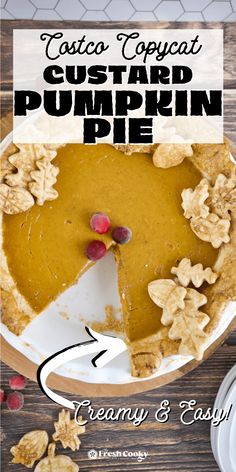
[1,20,236,471]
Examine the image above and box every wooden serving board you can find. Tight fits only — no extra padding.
[1,318,236,397]
[1,114,236,397]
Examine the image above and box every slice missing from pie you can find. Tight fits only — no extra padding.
[0,141,235,378]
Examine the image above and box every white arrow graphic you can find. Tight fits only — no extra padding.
[37,326,127,410]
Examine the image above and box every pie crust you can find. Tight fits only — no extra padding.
[0,141,235,378]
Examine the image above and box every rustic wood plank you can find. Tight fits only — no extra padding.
[1,334,235,471]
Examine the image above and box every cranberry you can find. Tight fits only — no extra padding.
[7,391,24,411]
[112,226,132,244]
[9,375,27,391]
[90,212,110,234]
[86,240,107,261]
[0,389,5,405]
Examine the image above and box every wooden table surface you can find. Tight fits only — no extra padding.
[1,20,236,472]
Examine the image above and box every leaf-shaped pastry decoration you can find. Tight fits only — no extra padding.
[181,178,209,219]
[11,430,48,468]
[171,258,218,288]
[52,410,85,451]
[148,277,210,360]
[153,143,193,168]
[208,170,236,220]
[161,288,209,360]
[181,171,235,248]
[34,443,79,472]
[29,158,59,206]
[0,183,34,214]
[190,213,230,248]
[148,279,186,316]
[6,144,57,188]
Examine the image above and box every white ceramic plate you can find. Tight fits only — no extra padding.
[211,365,236,468]
[1,131,236,385]
[214,378,236,472]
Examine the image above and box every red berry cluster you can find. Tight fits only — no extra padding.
[86,212,132,261]
[1,374,27,411]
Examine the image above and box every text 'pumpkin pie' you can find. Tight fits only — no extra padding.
[0,141,236,377]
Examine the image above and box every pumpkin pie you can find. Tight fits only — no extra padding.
[0,140,236,378]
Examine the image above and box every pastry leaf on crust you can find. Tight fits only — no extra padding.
[171,258,217,288]
[162,288,209,360]
[148,278,210,360]
[29,158,59,206]
[6,144,57,188]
